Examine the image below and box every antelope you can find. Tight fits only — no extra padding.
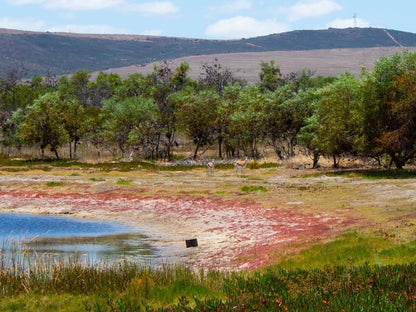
[206,161,215,176]
[234,157,248,177]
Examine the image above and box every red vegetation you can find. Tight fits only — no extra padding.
[0,190,359,270]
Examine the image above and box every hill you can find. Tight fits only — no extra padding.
[1,27,416,80]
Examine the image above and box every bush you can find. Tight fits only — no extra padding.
[247,160,261,169]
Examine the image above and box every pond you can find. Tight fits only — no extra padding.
[0,213,175,266]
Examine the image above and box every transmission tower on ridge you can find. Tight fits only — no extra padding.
[353,13,357,27]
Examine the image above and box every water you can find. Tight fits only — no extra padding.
[0,213,165,266]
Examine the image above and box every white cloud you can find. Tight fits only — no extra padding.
[326,18,370,29]
[46,0,123,10]
[6,0,43,4]
[48,24,127,34]
[0,16,127,34]
[0,17,46,31]
[127,1,179,15]
[215,0,252,13]
[205,16,289,39]
[7,0,178,14]
[281,0,343,22]
[7,0,123,11]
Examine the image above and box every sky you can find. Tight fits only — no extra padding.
[0,0,415,40]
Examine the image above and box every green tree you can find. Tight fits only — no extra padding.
[59,97,86,159]
[217,84,242,158]
[88,71,122,107]
[151,61,193,160]
[100,96,158,157]
[298,73,361,168]
[263,85,312,160]
[360,50,416,168]
[229,86,266,158]
[59,70,92,107]
[173,88,219,159]
[115,73,154,100]
[259,60,283,92]
[17,92,69,159]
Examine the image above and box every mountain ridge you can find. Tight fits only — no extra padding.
[1,27,416,79]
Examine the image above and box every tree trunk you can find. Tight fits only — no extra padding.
[69,141,73,159]
[312,151,320,169]
[193,143,200,160]
[332,155,339,168]
[73,138,79,160]
[391,154,405,169]
[51,147,60,160]
[218,135,223,158]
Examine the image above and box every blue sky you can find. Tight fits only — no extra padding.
[0,0,415,39]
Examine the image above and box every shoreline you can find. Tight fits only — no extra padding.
[0,184,351,270]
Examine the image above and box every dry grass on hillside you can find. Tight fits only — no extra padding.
[92,47,416,84]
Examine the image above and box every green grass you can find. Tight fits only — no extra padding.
[2,233,416,311]
[116,178,131,186]
[275,231,416,271]
[326,169,416,179]
[291,168,416,180]
[241,185,268,193]
[45,181,65,187]
[89,177,105,182]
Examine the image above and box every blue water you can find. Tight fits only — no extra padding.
[0,213,167,265]
[0,213,132,239]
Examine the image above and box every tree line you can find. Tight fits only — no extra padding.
[1,51,416,169]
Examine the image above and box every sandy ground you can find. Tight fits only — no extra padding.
[0,166,414,271]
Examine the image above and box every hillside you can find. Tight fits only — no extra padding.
[1,27,416,79]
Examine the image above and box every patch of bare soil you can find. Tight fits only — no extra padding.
[0,169,366,271]
[1,167,415,271]
[0,188,356,270]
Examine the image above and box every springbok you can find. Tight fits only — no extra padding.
[206,161,215,176]
[234,157,248,177]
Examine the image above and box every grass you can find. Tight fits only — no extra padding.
[241,185,268,193]
[45,181,65,187]
[274,231,416,271]
[116,178,131,186]
[2,241,416,311]
[2,230,416,311]
[327,169,416,179]
[89,177,105,182]
[0,240,224,311]
[3,153,416,310]
[0,154,282,173]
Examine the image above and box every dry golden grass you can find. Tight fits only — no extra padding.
[92,47,416,83]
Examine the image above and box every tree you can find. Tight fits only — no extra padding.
[115,73,154,100]
[360,50,416,168]
[259,60,283,92]
[0,66,27,111]
[100,96,158,157]
[229,86,266,158]
[17,92,69,159]
[217,84,242,158]
[199,59,245,95]
[263,85,311,160]
[59,70,92,107]
[59,97,86,159]
[173,88,219,159]
[298,73,361,168]
[151,61,193,160]
[88,71,122,107]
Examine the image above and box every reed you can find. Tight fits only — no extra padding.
[0,239,223,310]
[3,236,416,311]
